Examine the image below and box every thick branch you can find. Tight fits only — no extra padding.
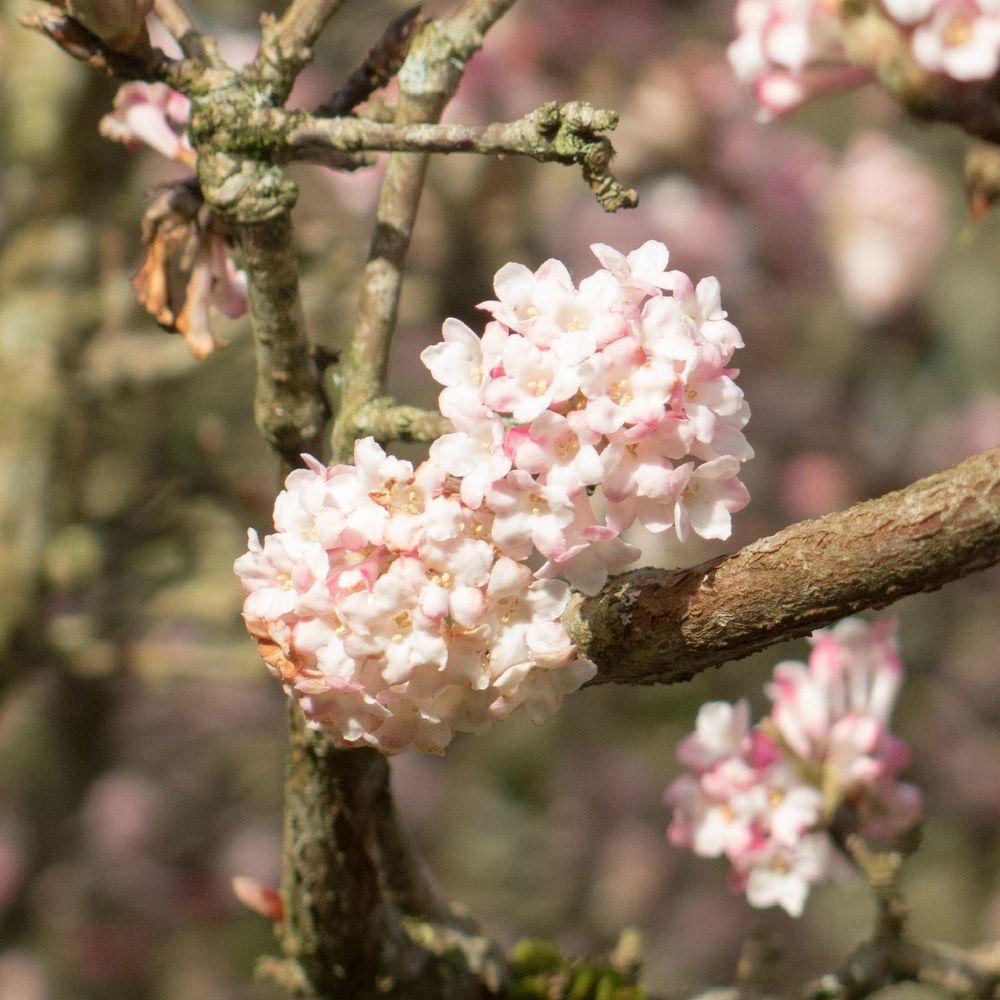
[567,447,1000,686]
[282,101,637,211]
[277,5,519,999]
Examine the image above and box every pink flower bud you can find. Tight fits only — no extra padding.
[232,877,284,921]
[65,0,154,51]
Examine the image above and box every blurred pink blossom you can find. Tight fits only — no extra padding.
[729,0,1000,118]
[99,82,195,167]
[823,132,947,323]
[780,452,854,518]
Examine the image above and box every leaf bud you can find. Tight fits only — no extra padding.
[65,0,154,52]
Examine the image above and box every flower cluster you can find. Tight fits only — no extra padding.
[99,82,247,358]
[236,242,751,754]
[728,0,870,118]
[99,81,196,167]
[235,442,595,755]
[422,241,751,596]
[666,618,922,916]
[729,0,1000,119]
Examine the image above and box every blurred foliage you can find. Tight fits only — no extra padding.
[1,0,999,998]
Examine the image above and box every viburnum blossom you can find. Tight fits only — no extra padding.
[423,241,752,595]
[235,443,596,755]
[236,242,752,754]
[665,618,923,916]
[99,82,247,357]
[729,0,1000,119]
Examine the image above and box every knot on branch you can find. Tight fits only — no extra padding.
[198,151,298,223]
[529,101,637,212]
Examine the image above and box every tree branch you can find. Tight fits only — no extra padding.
[316,5,426,118]
[841,3,1000,146]
[152,0,208,60]
[328,0,518,461]
[352,398,452,444]
[255,0,351,97]
[280,101,637,211]
[232,210,329,466]
[18,8,176,82]
[567,447,1000,686]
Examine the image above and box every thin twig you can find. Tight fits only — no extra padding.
[152,0,205,59]
[18,9,175,83]
[257,0,351,96]
[566,447,1000,686]
[280,101,637,210]
[328,0,518,462]
[317,5,426,117]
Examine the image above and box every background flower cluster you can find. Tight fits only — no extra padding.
[730,0,1000,118]
[667,618,923,916]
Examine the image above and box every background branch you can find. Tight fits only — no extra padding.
[567,447,1000,686]
[317,4,425,117]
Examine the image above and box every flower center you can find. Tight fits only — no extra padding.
[945,16,973,47]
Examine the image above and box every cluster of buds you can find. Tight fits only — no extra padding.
[99,82,247,358]
[729,0,1000,119]
[666,618,923,916]
[235,243,751,754]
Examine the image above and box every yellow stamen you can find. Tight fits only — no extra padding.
[945,16,973,47]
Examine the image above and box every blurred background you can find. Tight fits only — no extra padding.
[2,0,1000,997]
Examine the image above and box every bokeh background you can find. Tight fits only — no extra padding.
[2,0,1000,997]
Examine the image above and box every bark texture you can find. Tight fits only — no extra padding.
[567,447,1000,685]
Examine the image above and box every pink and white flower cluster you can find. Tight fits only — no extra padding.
[235,441,596,755]
[236,242,751,754]
[729,0,1000,119]
[99,81,196,167]
[666,618,922,916]
[422,241,751,596]
[887,0,1000,81]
